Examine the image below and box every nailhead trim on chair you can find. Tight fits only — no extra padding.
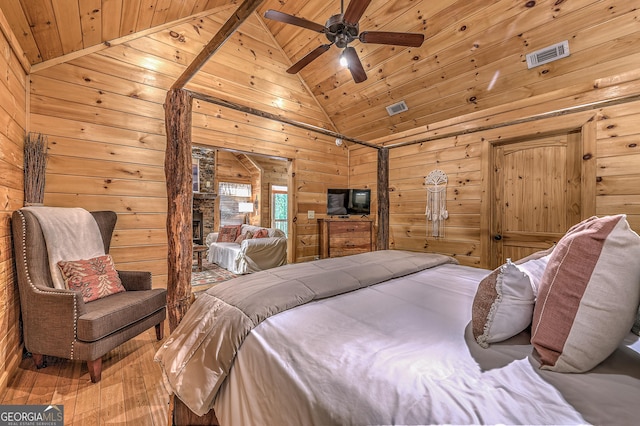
[17,210,79,360]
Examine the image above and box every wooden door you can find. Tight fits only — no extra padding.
[490,131,582,268]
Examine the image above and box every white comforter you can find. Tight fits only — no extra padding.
[213,263,586,425]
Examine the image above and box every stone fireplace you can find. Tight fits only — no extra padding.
[193,146,216,243]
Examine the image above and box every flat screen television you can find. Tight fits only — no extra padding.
[327,188,371,216]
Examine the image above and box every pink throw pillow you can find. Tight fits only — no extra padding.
[217,225,242,242]
[253,229,269,238]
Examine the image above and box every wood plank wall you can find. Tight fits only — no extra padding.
[192,100,349,262]
[25,9,347,290]
[252,155,289,228]
[350,80,640,268]
[0,9,27,393]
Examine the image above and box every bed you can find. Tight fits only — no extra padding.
[155,215,640,425]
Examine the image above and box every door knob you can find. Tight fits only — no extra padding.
[494,234,502,241]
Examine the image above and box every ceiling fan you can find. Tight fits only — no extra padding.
[264,0,425,83]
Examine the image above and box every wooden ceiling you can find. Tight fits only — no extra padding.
[2,0,632,143]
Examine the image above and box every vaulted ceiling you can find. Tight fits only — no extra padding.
[2,0,633,143]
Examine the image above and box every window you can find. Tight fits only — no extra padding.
[271,185,288,236]
[218,182,252,227]
[192,159,200,192]
[218,182,251,197]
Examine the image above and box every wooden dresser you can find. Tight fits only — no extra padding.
[318,218,374,259]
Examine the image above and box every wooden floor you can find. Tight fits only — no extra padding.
[0,323,171,425]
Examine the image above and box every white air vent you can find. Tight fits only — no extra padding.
[386,100,408,116]
[526,40,570,69]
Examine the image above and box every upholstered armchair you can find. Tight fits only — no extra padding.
[11,207,167,383]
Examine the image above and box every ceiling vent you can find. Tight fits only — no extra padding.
[386,100,408,116]
[526,40,570,69]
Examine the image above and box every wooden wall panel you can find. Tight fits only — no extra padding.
[28,44,174,286]
[351,82,640,268]
[24,7,347,287]
[0,8,26,396]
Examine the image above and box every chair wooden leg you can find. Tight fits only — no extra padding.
[87,358,102,383]
[31,353,46,369]
[155,321,165,340]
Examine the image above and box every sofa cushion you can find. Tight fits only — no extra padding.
[77,288,167,342]
[58,255,126,302]
[235,230,253,244]
[253,228,269,238]
[217,225,242,242]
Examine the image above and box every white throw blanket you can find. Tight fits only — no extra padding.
[23,206,105,289]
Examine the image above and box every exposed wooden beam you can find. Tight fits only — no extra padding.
[384,93,640,149]
[172,0,265,90]
[188,90,380,149]
[377,147,389,250]
[164,88,194,332]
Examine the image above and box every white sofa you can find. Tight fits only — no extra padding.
[206,224,287,274]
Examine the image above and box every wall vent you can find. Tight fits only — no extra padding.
[526,40,570,69]
[386,100,408,116]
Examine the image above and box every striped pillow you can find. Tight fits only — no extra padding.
[531,215,640,372]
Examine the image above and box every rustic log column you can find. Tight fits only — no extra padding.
[377,147,389,250]
[164,88,193,332]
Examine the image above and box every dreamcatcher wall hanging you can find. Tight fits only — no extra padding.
[425,170,448,238]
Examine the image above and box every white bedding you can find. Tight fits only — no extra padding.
[213,264,586,425]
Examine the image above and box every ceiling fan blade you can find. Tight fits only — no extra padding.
[264,10,327,33]
[343,0,372,25]
[287,44,332,74]
[343,46,367,83]
[359,31,425,47]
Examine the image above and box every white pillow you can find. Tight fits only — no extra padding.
[472,259,535,348]
[515,254,551,297]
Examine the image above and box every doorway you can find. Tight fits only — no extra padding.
[192,145,293,260]
[490,131,581,268]
[481,114,597,269]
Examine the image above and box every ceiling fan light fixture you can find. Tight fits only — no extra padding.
[339,51,348,67]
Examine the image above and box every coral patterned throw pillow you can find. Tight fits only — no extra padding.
[58,255,126,303]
